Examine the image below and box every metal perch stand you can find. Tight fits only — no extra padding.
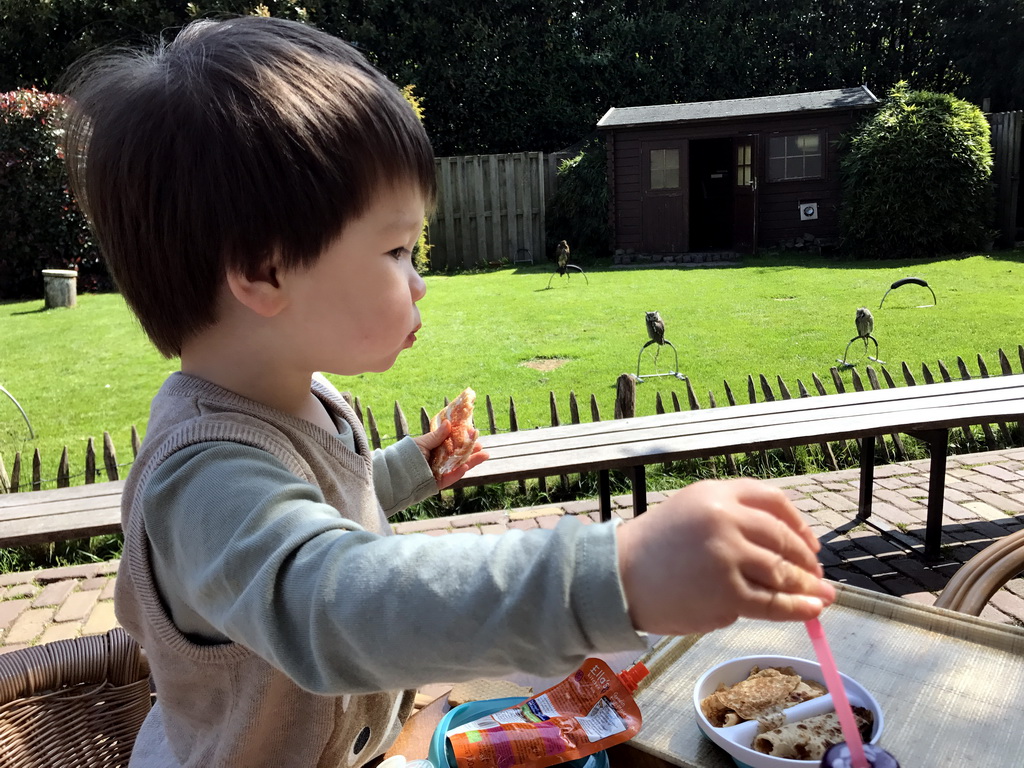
[0,384,35,439]
[838,307,884,366]
[839,334,884,366]
[547,240,589,288]
[879,277,936,308]
[637,311,686,381]
[636,338,686,382]
[546,264,588,288]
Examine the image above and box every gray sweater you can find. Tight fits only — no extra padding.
[116,373,643,767]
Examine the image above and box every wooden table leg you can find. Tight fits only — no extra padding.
[631,466,647,516]
[923,428,949,561]
[599,470,612,522]
[857,434,875,521]
[906,427,950,560]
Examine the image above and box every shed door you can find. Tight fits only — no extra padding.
[641,140,688,253]
[732,135,758,252]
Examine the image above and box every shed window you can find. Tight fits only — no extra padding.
[736,144,753,186]
[650,149,680,189]
[767,133,823,181]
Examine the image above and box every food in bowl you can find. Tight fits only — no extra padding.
[699,665,872,760]
[753,708,873,760]
[700,666,827,727]
[692,655,884,768]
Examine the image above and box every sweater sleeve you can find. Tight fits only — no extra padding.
[143,442,645,695]
[371,436,437,516]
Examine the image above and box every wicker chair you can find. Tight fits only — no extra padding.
[0,628,151,767]
[934,528,1024,616]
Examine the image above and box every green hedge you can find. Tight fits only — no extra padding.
[0,77,427,298]
[0,88,107,300]
[840,83,994,259]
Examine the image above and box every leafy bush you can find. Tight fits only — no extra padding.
[840,83,994,259]
[545,138,611,261]
[0,88,106,300]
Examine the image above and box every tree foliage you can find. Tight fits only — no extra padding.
[1,1,1020,156]
[840,83,994,258]
[545,139,610,259]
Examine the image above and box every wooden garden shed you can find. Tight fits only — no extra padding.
[596,86,880,255]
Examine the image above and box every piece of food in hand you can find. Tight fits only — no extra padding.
[753,707,874,760]
[429,387,477,478]
[700,666,827,727]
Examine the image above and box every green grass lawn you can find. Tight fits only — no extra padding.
[2,249,1023,490]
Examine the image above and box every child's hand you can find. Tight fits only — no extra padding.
[412,420,489,490]
[616,478,835,636]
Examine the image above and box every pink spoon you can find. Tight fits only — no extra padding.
[805,618,869,768]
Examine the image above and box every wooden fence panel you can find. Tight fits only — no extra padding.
[429,152,561,270]
[989,111,1022,247]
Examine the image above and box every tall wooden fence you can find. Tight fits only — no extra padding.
[428,151,569,271]
[990,110,1022,247]
[4,347,1023,495]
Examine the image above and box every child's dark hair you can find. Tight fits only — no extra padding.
[62,16,436,358]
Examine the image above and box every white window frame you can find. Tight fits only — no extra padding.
[649,148,681,190]
[767,132,824,182]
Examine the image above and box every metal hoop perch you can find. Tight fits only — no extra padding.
[546,264,589,288]
[0,384,35,439]
[879,277,936,308]
[636,339,686,382]
[838,334,885,366]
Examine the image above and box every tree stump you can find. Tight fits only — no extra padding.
[42,269,78,309]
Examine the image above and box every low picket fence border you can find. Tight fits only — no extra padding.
[2,346,1022,494]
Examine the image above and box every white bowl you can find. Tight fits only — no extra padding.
[692,655,884,768]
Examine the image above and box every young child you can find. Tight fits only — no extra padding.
[61,16,835,767]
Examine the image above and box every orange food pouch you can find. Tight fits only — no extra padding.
[445,658,649,768]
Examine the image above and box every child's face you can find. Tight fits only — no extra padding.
[282,182,427,376]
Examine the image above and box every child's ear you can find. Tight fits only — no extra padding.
[224,259,287,318]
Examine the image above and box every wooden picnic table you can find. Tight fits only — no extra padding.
[457,373,1024,559]
[3,375,1023,560]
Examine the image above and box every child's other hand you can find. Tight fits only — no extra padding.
[616,478,835,636]
[412,420,489,490]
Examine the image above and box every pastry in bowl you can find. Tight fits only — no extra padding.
[692,655,884,768]
[753,708,873,760]
[701,665,827,728]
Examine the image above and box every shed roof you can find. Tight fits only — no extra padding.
[597,86,879,129]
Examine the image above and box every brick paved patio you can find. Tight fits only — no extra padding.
[3,447,1023,653]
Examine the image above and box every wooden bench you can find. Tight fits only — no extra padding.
[0,480,124,548]
[457,373,1024,560]
[3,375,1023,560]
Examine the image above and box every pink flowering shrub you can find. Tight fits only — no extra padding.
[0,87,107,300]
